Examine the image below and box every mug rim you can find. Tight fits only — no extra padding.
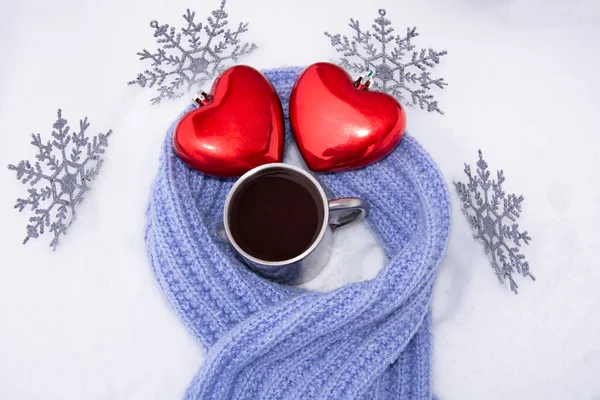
[223,162,330,267]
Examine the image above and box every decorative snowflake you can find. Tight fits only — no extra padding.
[325,9,447,114]
[7,110,111,249]
[454,150,535,294]
[129,0,257,104]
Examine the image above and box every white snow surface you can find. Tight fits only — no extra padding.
[0,0,599,399]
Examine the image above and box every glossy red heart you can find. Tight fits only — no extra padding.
[174,65,284,177]
[290,62,406,172]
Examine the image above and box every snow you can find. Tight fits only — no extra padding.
[0,0,599,399]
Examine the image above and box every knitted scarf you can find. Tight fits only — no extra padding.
[145,67,451,399]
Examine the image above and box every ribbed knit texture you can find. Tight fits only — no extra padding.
[144,67,451,399]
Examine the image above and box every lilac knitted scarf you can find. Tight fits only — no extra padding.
[144,67,451,399]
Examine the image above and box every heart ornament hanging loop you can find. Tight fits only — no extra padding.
[193,92,213,107]
[354,69,375,91]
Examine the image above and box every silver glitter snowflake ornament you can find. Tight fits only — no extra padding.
[129,0,257,104]
[454,150,535,294]
[8,110,111,249]
[326,9,447,114]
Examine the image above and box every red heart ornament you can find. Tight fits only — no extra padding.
[290,62,406,172]
[174,65,284,177]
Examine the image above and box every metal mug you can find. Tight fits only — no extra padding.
[221,163,369,285]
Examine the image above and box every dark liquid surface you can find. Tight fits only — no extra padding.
[228,173,322,262]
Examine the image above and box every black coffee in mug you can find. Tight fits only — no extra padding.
[227,170,325,262]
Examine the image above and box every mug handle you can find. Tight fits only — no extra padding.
[328,198,369,231]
